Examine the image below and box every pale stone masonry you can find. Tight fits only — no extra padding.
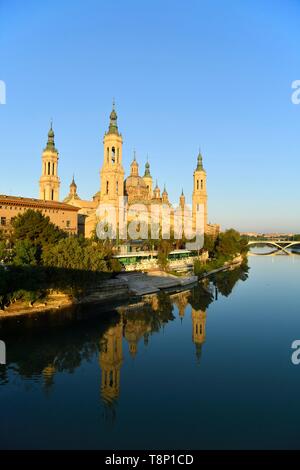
[0,195,79,235]
[62,102,220,238]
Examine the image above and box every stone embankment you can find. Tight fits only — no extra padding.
[116,271,198,296]
[0,271,197,318]
[76,278,129,304]
[0,256,244,318]
[198,255,244,279]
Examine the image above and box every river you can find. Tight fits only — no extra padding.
[1,254,300,449]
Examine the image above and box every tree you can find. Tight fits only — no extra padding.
[215,229,242,259]
[13,239,38,266]
[42,237,121,272]
[157,239,173,270]
[0,241,7,262]
[203,234,216,255]
[42,237,84,270]
[12,209,66,260]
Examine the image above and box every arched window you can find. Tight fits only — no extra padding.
[111,147,115,164]
[107,147,109,163]
[106,181,109,194]
[52,163,55,175]
[196,324,198,334]
[196,180,199,190]
[48,162,51,175]
[51,189,54,200]
[117,148,119,163]
[200,324,202,334]
[44,162,46,175]
[116,181,118,194]
[201,179,203,190]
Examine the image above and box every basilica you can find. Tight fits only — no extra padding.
[38,103,219,239]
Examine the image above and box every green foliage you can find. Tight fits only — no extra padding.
[0,265,113,309]
[194,256,227,276]
[203,234,216,255]
[215,229,242,259]
[0,210,122,308]
[194,229,248,276]
[13,239,38,266]
[157,239,173,270]
[42,237,121,272]
[0,240,7,261]
[12,210,66,245]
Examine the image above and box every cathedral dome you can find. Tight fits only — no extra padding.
[125,175,149,203]
[125,174,148,189]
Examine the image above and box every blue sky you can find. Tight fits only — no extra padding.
[0,0,300,232]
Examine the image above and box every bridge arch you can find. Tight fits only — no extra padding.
[248,240,300,256]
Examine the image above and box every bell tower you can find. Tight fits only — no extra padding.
[39,123,60,201]
[192,151,207,231]
[99,320,123,405]
[100,101,125,207]
[192,308,206,362]
[179,188,185,209]
[143,158,153,198]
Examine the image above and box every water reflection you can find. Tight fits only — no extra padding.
[0,262,249,415]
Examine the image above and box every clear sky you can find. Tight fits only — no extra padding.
[0,0,300,232]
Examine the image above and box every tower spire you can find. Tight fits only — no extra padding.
[196,149,204,171]
[144,158,151,177]
[46,121,55,150]
[108,100,119,135]
[40,123,60,201]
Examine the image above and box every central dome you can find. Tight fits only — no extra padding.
[125,175,149,203]
[125,175,147,189]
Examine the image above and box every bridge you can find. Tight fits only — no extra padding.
[248,240,300,255]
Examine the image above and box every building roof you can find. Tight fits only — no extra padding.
[125,175,148,189]
[0,194,80,212]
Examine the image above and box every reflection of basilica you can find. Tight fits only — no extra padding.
[172,291,190,321]
[98,293,207,406]
[192,309,206,362]
[124,318,151,358]
[171,291,207,361]
[99,320,123,405]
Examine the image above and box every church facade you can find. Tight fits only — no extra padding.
[0,104,219,245]
[38,103,219,240]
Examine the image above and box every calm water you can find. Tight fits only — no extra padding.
[1,254,300,449]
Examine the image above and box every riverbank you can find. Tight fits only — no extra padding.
[0,256,245,319]
[0,290,73,318]
[0,270,198,318]
[197,255,245,279]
